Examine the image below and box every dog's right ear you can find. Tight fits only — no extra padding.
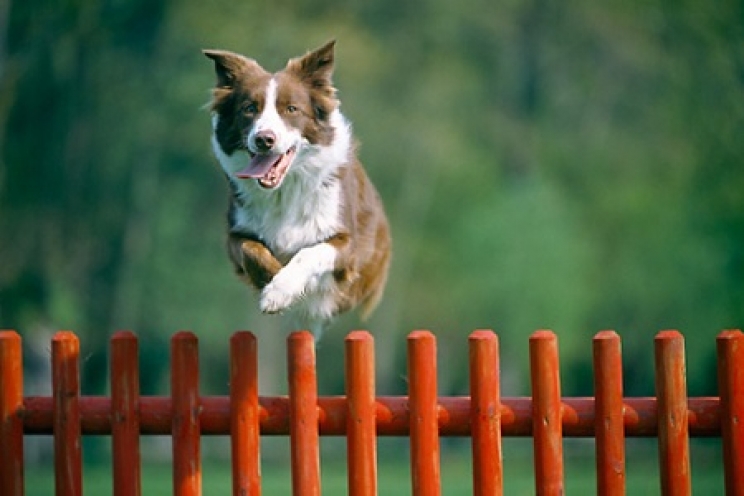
[203,49,251,88]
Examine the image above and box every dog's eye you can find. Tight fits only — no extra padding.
[242,102,258,114]
[286,105,298,114]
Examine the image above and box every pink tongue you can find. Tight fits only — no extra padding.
[236,154,279,179]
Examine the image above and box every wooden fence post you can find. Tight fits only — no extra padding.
[288,331,321,496]
[52,331,82,496]
[408,330,441,496]
[469,329,502,496]
[111,331,141,496]
[655,330,691,496]
[230,331,261,496]
[530,330,564,496]
[0,330,23,496]
[171,332,202,496]
[345,331,377,496]
[717,329,744,496]
[593,330,625,496]
[7,327,743,494]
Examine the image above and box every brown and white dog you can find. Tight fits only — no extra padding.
[203,41,391,334]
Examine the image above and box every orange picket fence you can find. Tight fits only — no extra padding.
[1,328,743,495]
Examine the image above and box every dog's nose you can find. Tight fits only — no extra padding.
[254,130,276,152]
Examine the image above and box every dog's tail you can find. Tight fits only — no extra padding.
[359,289,383,322]
[359,253,391,322]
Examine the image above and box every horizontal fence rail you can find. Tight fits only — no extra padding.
[1,328,743,496]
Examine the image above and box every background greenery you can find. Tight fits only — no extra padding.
[1,0,742,490]
[22,439,726,495]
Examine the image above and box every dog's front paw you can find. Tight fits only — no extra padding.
[260,286,293,314]
[260,276,302,314]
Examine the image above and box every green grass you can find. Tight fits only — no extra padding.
[23,438,724,495]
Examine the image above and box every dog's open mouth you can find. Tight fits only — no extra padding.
[236,147,297,189]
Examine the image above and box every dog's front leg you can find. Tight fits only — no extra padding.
[228,235,283,290]
[260,242,337,314]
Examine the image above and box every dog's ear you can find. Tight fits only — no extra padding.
[287,40,336,87]
[203,49,255,88]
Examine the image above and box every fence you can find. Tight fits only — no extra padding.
[1,328,743,495]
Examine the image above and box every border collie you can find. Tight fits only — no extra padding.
[203,41,391,334]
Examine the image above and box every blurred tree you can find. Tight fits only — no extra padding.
[1,0,741,399]
[0,0,174,393]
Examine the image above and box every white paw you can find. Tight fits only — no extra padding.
[258,244,337,315]
[260,275,302,314]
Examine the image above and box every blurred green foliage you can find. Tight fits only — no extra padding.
[1,0,742,398]
[21,439,727,494]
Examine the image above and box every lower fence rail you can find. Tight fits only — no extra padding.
[1,328,742,496]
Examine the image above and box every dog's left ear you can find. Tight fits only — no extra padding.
[287,40,336,87]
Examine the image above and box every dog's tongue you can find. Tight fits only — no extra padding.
[236,154,278,179]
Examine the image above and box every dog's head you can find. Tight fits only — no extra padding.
[204,41,340,190]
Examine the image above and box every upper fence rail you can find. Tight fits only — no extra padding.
[1,328,743,496]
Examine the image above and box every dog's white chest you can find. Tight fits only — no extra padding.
[233,178,343,260]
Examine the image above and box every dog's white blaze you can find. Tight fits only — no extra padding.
[248,78,301,154]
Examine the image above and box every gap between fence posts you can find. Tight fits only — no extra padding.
[717,329,744,496]
[592,330,625,496]
[288,331,321,496]
[529,330,564,496]
[230,331,261,496]
[110,331,141,496]
[171,332,202,496]
[0,330,24,496]
[408,330,442,496]
[655,330,691,496]
[469,329,502,496]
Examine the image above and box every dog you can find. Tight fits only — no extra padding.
[203,41,391,334]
